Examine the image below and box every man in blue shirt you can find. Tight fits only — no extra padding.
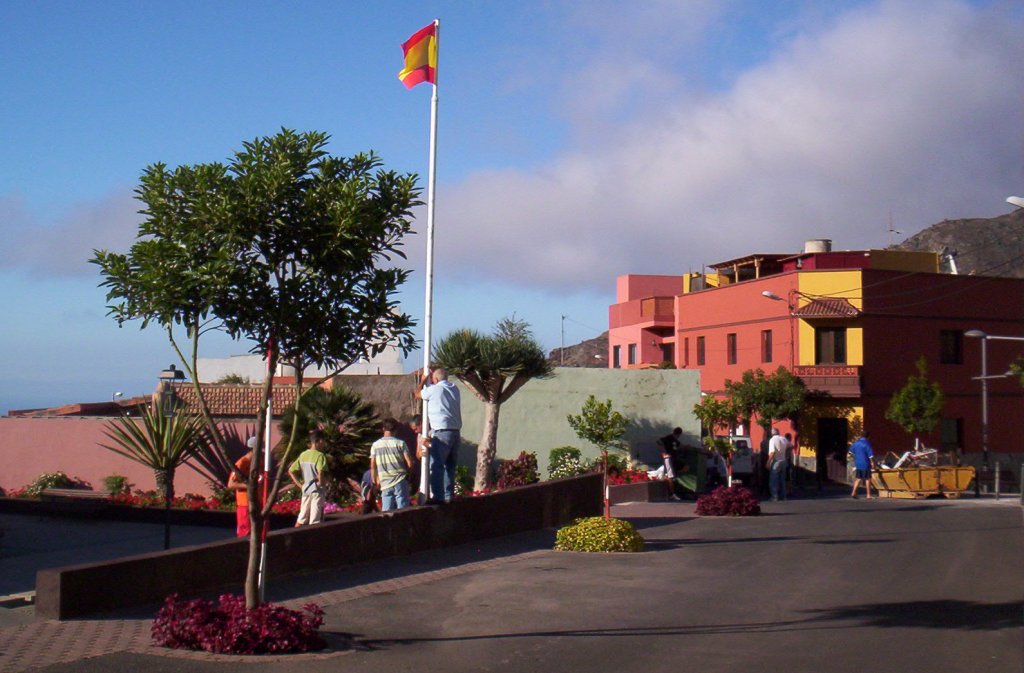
[849,431,875,499]
[415,367,462,504]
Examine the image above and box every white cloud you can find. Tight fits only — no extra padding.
[0,190,140,277]
[435,0,1024,292]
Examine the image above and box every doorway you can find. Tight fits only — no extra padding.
[817,417,849,483]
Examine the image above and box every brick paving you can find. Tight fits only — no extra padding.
[0,548,549,672]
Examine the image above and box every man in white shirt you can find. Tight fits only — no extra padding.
[415,367,462,504]
[766,428,788,502]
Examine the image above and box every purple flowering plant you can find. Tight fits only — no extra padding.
[151,593,326,654]
[695,485,761,516]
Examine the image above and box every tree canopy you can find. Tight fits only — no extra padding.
[885,356,944,445]
[91,129,420,607]
[724,367,806,431]
[432,317,553,490]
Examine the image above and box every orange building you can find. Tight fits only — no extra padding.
[609,240,1024,483]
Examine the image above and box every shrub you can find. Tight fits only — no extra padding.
[103,474,132,495]
[454,465,474,496]
[496,451,539,490]
[695,485,761,516]
[24,471,89,497]
[555,516,645,552]
[547,447,584,478]
[152,593,325,654]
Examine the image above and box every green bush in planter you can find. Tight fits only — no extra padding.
[555,516,645,552]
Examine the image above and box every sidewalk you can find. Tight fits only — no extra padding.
[1,497,1021,673]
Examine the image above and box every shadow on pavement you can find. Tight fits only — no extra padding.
[338,599,1024,653]
[802,599,1024,631]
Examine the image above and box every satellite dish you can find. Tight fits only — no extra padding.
[1007,196,1024,209]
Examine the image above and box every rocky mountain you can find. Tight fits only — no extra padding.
[548,332,608,368]
[894,208,1024,277]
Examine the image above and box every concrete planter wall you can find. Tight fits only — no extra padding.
[35,473,602,620]
[608,480,670,505]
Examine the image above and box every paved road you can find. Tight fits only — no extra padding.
[1,496,1021,673]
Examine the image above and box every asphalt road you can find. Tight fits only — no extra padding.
[4,496,1022,673]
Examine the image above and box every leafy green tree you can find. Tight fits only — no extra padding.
[725,366,806,438]
[91,129,419,607]
[432,317,554,491]
[216,374,251,385]
[1011,355,1024,388]
[100,404,211,548]
[567,395,630,519]
[278,385,380,494]
[692,395,739,452]
[885,356,944,447]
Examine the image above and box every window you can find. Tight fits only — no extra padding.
[696,336,706,366]
[940,330,963,364]
[683,337,690,368]
[761,330,773,363]
[627,343,637,365]
[815,327,847,364]
[727,333,737,365]
[612,345,621,369]
[940,418,963,453]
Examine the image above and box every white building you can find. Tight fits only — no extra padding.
[197,345,405,383]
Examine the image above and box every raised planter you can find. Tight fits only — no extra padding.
[0,496,295,529]
[608,479,670,504]
[35,473,603,620]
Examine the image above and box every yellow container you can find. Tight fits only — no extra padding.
[872,466,975,499]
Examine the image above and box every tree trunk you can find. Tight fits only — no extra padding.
[155,468,174,550]
[474,401,501,492]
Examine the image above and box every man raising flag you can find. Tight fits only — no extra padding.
[399,20,441,502]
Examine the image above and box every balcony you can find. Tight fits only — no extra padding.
[793,365,861,398]
[609,296,675,329]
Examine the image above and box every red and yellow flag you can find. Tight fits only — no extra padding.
[398,22,437,89]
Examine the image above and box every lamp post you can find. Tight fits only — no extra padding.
[761,290,797,368]
[156,364,185,549]
[965,330,1024,495]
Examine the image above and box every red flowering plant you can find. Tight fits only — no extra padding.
[695,485,761,516]
[594,453,651,485]
[152,593,325,654]
[108,489,230,511]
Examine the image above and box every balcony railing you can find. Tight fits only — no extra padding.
[793,365,861,398]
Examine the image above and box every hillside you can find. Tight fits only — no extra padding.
[895,208,1024,277]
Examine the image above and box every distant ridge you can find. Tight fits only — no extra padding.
[894,208,1024,277]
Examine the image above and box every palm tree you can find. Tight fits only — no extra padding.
[433,317,554,491]
[278,384,380,495]
[101,404,209,548]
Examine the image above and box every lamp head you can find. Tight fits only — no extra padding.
[964,329,987,339]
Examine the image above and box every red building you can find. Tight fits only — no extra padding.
[609,241,1024,483]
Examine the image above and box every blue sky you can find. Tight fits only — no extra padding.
[1,0,1022,412]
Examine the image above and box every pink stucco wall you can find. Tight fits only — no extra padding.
[615,274,683,302]
[0,417,280,496]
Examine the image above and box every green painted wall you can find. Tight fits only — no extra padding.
[455,367,702,474]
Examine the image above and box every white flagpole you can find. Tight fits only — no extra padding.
[419,19,440,503]
[257,337,274,603]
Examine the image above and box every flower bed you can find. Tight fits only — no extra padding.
[152,593,325,654]
[695,485,761,516]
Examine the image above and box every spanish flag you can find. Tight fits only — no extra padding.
[398,22,437,89]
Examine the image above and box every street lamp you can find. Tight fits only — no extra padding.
[158,364,185,417]
[965,330,1024,493]
[761,290,797,366]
